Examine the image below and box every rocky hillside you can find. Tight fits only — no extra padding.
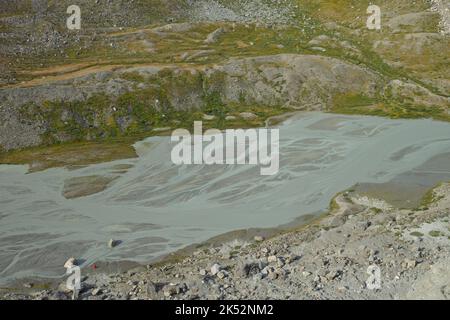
[0,0,449,155]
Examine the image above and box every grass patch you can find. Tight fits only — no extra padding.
[0,139,138,172]
[420,183,445,208]
[429,230,444,237]
[331,92,378,110]
[410,231,424,237]
[331,95,450,122]
[329,194,341,212]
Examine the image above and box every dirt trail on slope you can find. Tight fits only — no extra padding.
[4,62,206,89]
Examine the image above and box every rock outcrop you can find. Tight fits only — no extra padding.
[1,52,448,152]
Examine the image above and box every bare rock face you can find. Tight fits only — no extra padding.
[386,79,450,108]
[0,54,446,152]
[387,12,439,33]
[207,54,382,110]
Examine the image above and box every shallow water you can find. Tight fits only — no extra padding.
[356,152,450,208]
[1,112,450,284]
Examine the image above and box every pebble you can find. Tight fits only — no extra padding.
[276,258,285,268]
[91,288,102,296]
[403,259,417,269]
[211,263,222,276]
[64,258,76,269]
[146,282,157,296]
[254,236,264,242]
[108,239,118,248]
[268,272,278,280]
[163,285,178,297]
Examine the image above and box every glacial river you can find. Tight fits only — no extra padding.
[1,112,450,284]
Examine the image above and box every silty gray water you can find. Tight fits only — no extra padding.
[1,112,450,284]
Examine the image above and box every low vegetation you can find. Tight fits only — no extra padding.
[0,0,448,168]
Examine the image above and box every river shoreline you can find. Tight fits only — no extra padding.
[1,182,449,300]
[0,200,326,292]
[1,112,450,299]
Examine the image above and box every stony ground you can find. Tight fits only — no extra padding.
[2,183,449,300]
